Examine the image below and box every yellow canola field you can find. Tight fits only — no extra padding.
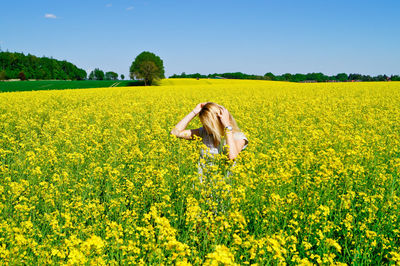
[0,79,400,265]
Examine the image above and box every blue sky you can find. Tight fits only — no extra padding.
[1,0,399,78]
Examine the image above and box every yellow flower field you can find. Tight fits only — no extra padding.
[0,79,399,265]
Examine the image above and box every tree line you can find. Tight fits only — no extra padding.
[0,51,87,80]
[0,51,125,81]
[5,50,397,84]
[88,68,124,81]
[170,72,400,82]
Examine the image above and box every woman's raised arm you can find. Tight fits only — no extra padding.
[170,102,207,140]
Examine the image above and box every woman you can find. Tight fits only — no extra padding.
[170,102,249,182]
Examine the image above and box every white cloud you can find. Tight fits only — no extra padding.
[126,6,134,10]
[44,13,57,19]
[106,3,112,7]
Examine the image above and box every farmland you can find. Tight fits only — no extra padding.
[0,80,138,93]
[0,79,399,264]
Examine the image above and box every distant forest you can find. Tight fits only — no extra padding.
[170,72,400,82]
[0,52,87,80]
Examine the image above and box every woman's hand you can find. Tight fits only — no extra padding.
[218,106,230,127]
[193,102,208,115]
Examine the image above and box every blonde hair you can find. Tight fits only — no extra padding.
[198,102,241,147]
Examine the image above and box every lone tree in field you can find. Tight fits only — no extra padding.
[129,51,165,85]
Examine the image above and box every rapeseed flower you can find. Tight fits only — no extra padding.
[0,79,399,264]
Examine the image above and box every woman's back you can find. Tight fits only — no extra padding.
[198,126,248,155]
[197,126,248,182]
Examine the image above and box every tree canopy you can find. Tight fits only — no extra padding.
[0,51,87,80]
[105,71,118,80]
[88,68,105,80]
[129,51,165,85]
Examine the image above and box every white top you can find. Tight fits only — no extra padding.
[197,126,248,181]
[198,126,248,155]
